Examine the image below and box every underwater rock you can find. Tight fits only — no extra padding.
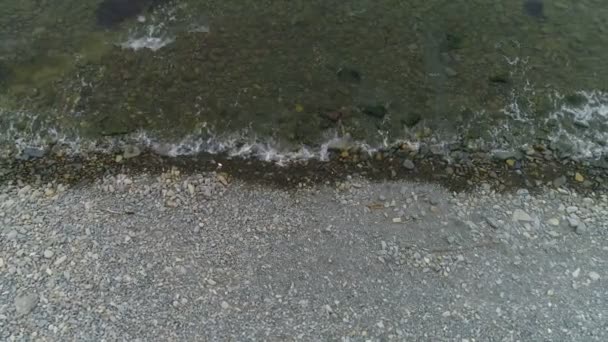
[360,104,388,118]
[523,0,545,19]
[95,0,167,28]
[337,67,362,83]
[0,62,12,88]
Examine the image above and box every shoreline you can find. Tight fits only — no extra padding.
[2,143,607,195]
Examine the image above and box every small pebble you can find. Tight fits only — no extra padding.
[572,268,580,278]
[54,255,67,266]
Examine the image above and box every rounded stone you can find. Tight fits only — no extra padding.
[43,250,54,259]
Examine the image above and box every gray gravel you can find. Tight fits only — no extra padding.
[1,168,607,341]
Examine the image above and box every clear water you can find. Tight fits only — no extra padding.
[1,0,607,160]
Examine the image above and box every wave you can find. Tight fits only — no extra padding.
[1,89,607,164]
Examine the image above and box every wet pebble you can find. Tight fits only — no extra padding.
[402,159,415,170]
[123,145,141,159]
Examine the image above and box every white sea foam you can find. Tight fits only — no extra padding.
[0,115,421,164]
[546,90,608,159]
[119,3,209,52]
[121,36,174,51]
[120,24,175,51]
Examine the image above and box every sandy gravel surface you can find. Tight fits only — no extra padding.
[1,168,607,341]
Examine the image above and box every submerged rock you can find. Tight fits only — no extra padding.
[360,104,388,118]
[96,0,168,28]
[523,0,545,19]
[0,62,12,88]
[337,67,362,83]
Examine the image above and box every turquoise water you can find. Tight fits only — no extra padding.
[1,0,607,159]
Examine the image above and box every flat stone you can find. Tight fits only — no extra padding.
[546,218,560,226]
[43,250,54,259]
[485,217,500,229]
[15,293,39,316]
[6,230,19,240]
[589,272,600,281]
[493,150,521,160]
[566,206,578,214]
[512,209,533,222]
[567,217,580,228]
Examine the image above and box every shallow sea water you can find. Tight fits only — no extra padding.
[0,0,607,161]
